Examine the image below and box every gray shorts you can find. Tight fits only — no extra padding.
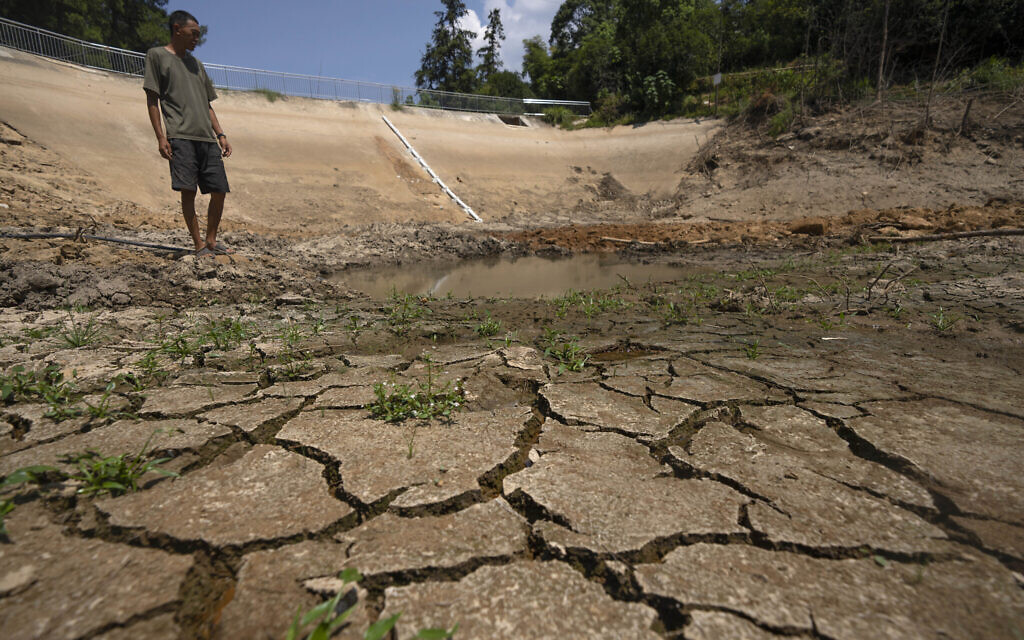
[169,138,230,194]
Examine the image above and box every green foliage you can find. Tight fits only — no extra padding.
[286,568,457,640]
[475,314,502,337]
[202,317,256,351]
[60,310,102,347]
[83,381,131,422]
[929,307,960,333]
[250,88,284,102]
[60,431,178,497]
[542,106,577,128]
[369,358,465,423]
[416,0,477,92]
[953,57,1024,92]
[743,339,763,360]
[385,291,431,332]
[0,465,58,538]
[0,0,175,51]
[476,8,506,84]
[1,364,80,421]
[539,329,589,373]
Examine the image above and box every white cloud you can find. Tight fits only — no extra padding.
[459,10,488,52]
[459,0,561,74]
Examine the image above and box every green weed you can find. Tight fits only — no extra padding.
[475,315,502,338]
[539,330,589,374]
[929,308,960,332]
[385,291,431,332]
[743,339,763,360]
[369,358,464,423]
[202,317,255,351]
[60,310,102,347]
[1,365,80,421]
[0,465,58,538]
[60,431,179,497]
[160,332,199,363]
[250,87,284,102]
[286,567,457,640]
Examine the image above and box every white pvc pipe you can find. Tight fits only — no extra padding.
[381,115,482,222]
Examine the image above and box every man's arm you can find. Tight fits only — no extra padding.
[209,105,232,158]
[146,89,173,160]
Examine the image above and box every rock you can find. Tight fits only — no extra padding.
[798,401,862,419]
[541,381,698,440]
[788,217,828,236]
[0,418,231,476]
[98,445,353,547]
[504,424,747,554]
[702,352,905,398]
[216,540,370,640]
[0,504,191,640]
[656,357,770,404]
[313,386,377,409]
[95,615,180,640]
[669,422,943,552]
[139,383,257,417]
[850,400,1024,524]
[636,543,1024,639]
[741,405,933,508]
[382,561,661,639]
[901,215,936,230]
[499,346,545,371]
[260,369,375,398]
[275,293,312,306]
[334,499,527,575]
[276,408,529,509]
[200,397,304,436]
[952,517,1024,561]
[684,611,778,640]
[599,374,650,397]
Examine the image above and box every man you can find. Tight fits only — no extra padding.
[144,10,234,258]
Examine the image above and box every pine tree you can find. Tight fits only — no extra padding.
[476,8,505,84]
[415,0,477,93]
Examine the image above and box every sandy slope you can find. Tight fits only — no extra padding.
[0,46,718,234]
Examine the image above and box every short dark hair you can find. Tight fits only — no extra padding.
[169,10,198,34]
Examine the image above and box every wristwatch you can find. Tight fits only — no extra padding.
[217,133,227,139]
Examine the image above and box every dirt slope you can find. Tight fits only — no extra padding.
[0,46,718,234]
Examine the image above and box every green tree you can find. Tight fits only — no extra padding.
[476,8,505,85]
[480,70,534,98]
[0,0,174,51]
[415,0,477,93]
[522,35,556,95]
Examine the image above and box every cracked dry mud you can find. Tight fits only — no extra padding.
[2,239,1024,639]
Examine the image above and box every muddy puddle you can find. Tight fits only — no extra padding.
[333,254,698,298]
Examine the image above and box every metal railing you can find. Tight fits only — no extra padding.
[0,16,591,116]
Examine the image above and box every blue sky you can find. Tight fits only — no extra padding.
[193,1,561,88]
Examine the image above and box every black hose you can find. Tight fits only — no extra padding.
[0,232,189,252]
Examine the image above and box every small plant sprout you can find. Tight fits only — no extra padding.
[286,567,457,640]
[369,357,465,423]
[1,465,58,538]
[743,339,763,360]
[929,307,960,332]
[475,314,502,337]
[60,309,102,347]
[83,381,131,422]
[539,332,589,374]
[60,430,179,497]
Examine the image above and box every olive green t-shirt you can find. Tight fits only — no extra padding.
[143,47,218,142]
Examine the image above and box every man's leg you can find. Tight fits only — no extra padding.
[180,190,205,251]
[205,192,226,250]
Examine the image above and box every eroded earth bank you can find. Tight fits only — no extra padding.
[2,48,1024,640]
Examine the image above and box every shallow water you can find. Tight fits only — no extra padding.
[335,254,696,298]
